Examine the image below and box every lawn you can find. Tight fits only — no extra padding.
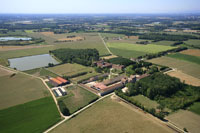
[188,102,200,115]
[58,85,98,114]
[107,43,175,53]
[51,96,173,133]
[24,67,59,78]
[47,63,94,77]
[149,56,200,79]
[131,95,159,109]
[0,72,49,110]
[0,97,61,133]
[167,110,200,133]
[167,53,200,65]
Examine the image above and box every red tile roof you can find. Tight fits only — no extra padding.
[57,77,68,83]
[51,78,62,85]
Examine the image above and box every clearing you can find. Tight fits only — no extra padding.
[0,97,61,133]
[167,110,200,133]
[58,85,98,114]
[149,56,200,79]
[167,70,200,86]
[51,96,173,133]
[0,72,49,110]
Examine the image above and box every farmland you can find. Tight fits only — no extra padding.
[70,72,100,83]
[131,95,159,109]
[180,49,200,56]
[51,96,173,133]
[167,53,200,65]
[24,68,59,78]
[107,43,175,58]
[167,110,200,133]
[0,72,49,109]
[188,102,200,115]
[0,33,109,59]
[58,85,98,114]
[47,63,94,77]
[149,56,200,79]
[154,41,176,46]
[0,97,61,133]
[167,71,200,86]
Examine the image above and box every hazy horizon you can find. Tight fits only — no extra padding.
[1,0,200,14]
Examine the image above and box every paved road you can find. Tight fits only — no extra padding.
[98,33,113,55]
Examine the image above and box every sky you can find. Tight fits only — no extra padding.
[1,0,200,14]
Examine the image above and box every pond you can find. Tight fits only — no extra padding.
[0,37,32,41]
[8,54,59,71]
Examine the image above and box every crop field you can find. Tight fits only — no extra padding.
[0,33,109,59]
[184,39,200,47]
[167,53,200,65]
[0,97,61,133]
[0,72,49,110]
[71,72,100,83]
[107,43,175,53]
[51,96,173,133]
[188,102,200,115]
[47,63,94,77]
[149,56,200,79]
[154,41,175,46]
[24,68,59,78]
[131,95,159,109]
[58,85,98,114]
[167,71,200,86]
[107,43,175,58]
[167,110,200,133]
[109,47,147,58]
[180,49,200,56]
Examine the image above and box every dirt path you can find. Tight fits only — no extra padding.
[98,33,113,55]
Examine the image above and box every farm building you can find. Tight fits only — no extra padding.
[92,83,108,91]
[99,82,124,96]
[94,60,112,69]
[49,77,69,87]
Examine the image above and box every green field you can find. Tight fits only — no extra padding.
[154,41,175,46]
[51,96,173,133]
[47,63,94,77]
[58,85,98,114]
[24,67,59,78]
[107,43,175,58]
[167,110,200,133]
[0,72,49,109]
[109,47,146,58]
[71,72,100,83]
[131,95,159,109]
[0,58,9,66]
[188,102,200,115]
[0,97,61,133]
[149,56,200,79]
[184,39,200,47]
[167,53,200,65]
[0,33,109,59]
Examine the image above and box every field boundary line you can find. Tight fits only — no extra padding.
[98,33,113,55]
[44,92,114,133]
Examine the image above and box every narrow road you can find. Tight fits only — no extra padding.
[98,33,113,55]
[44,92,114,133]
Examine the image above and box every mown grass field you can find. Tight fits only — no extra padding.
[0,72,49,110]
[167,110,200,133]
[0,33,109,59]
[107,43,175,58]
[167,53,200,65]
[188,102,200,115]
[0,97,61,133]
[149,56,200,79]
[58,85,98,114]
[131,95,159,109]
[24,67,59,78]
[47,63,94,77]
[51,96,173,133]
